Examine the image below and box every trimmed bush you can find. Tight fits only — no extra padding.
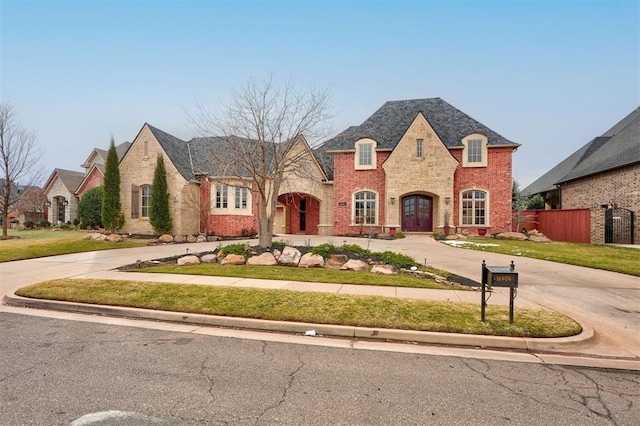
[78,186,104,228]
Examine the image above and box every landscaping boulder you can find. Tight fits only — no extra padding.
[207,236,221,242]
[496,232,528,241]
[325,254,348,270]
[529,234,552,243]
[174,235,186,243]
[220,254,246,265]
[106,234,122,243]
[158,234,174,243]
[272,249,282,260]
[196,234,207,243]
[95,234,107,241]
[177,255,200,266]
[200,253,218,263]
[186,234,197,243]
[371,264,395,275]
[340,259,369,271]
[278,246,302,266]
[247,252,278,266]
[298,253,325,268]
[83,232,100,240]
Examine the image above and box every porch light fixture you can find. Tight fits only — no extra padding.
[445,195,451,204]
[46,200,51,207]
[62,200,69,207]
[390,196,396,204]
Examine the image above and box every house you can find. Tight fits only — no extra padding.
[119,98,518,237]
[522,107,639,244]
[118,123,331,236]
[319,98,519,236]
[43,141,131,225]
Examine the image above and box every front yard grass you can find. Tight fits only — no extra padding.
[0,230,147,262]
[16,279,582,338]
[445,239,640,276]
[138,263,460,290]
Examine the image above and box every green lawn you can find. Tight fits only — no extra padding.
[444,239,640,276]
[16,279,582,338]
[0,229,147,262]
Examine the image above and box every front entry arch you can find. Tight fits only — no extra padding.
[402,195,433,232]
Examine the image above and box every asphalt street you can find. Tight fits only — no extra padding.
[2,312,638,425]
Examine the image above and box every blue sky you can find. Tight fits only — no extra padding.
[1,0,638,188]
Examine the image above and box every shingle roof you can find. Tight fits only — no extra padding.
[320,98,516,151]
[146,124,196,180]
[522,106,640,195]
[45,168,85,193]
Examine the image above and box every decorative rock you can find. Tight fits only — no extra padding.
[173,235,186,243]
[95,234,107,241]
[247,252,278,266]
[340,259,369,271]
[528,229,540,236]
[371,264,395,275]
[83,233,98,240]
[177,255,200,266]
[298,253,325,268]
[529,234,552,243]
[278,246,302,266]
[220,254,246,265]
[158,234,174,243]
[196,234,207,243]
[325,254,348,269]
[200,253,218,263]
[106,234,122,243]
[272,249,282,260]
[186,234,197,243]
[496,232,528,241]
[207,236,220,242]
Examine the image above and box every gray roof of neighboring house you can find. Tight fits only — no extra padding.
[522,107,640,196]
[82,142,131,168]
[320,98,517,152]
[46,168,85,194]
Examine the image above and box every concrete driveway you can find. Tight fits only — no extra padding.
[1,234,638,361]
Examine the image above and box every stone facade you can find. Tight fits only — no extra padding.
[119,125,199,235]
[45,176,77,225]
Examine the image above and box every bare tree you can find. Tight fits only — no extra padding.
[0,102,43,237]
[190,77,333,247]
[17,187,47,223]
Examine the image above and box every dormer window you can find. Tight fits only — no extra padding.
[354,138,377,170]
[462,133,488,167]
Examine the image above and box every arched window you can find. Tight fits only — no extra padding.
[353,191,377,224]
[141,185,152,218]
[461,190,488,225]
[354,138,377,170]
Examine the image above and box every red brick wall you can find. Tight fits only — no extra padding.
[203,181,260,237]
[76,168,104,199]
[278,193,320,235]
[451,146,514,234]
[331,151,389,235]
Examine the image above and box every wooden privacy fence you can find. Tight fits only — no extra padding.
[513,209,591,243]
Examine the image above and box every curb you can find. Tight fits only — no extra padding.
[3,292,594,353]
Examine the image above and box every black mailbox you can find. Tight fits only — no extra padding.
[481,260,519,323]
[485,266,518,288]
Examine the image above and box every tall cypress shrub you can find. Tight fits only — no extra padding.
[101,138,124,233]
[150,154,172,234]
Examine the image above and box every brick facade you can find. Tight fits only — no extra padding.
[562,163,640,244]
[76,166,104,199]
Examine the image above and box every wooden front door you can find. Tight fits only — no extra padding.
[402,195,432,232]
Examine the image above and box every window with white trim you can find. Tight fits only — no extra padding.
[215,184,228,209]
[354,191,377,224]
[141,185,151,218]
[461,190,487,225]
[354,138,377,170]
[462,134,488,167]
[234,187,248,209]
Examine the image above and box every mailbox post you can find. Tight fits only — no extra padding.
[481,260,518,323]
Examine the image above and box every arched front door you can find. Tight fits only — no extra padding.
[402,195,433,232]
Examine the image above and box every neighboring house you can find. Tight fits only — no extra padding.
[319,98,519,236]
[120,98,519,237]
[43,169,85,224]
[522,107,639,244]
[43,141,131,224]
